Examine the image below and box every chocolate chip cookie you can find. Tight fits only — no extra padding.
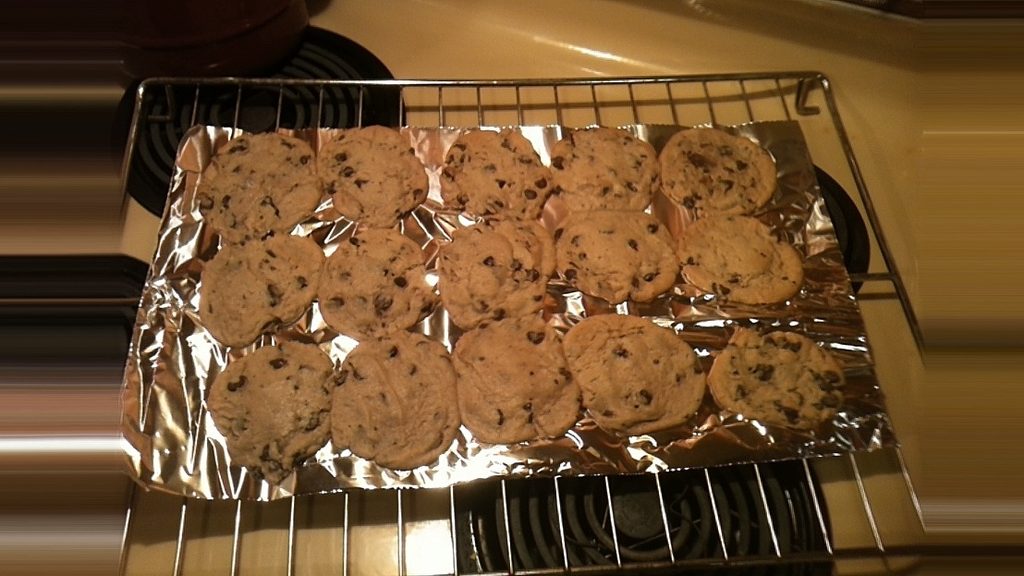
[562,314,706,435]
[331,332,461,469]
[555,211,678,303]
[550,127,658,212]
[200,234,324,348]
[659,128,776,216]
[677,215,803,304]
[440,129,552,219]
[438,219,554,330]
[317,228,436,339]
[452,316,581,444]
[318,126,428,228]
[196,132,321,243]
[708,328,845,429]
[207,341,335,483]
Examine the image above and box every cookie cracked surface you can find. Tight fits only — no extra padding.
[440,129,552,219]
[331,332,461,470]
[563,314,706,435]
[318,228,436,339]
[207,341,335,483]
[555,211,678,303]
[200,234,324,348]
[453,316,580,444]
[197,133,321,243]
[319,126,429,228]
[550,127,658,212]
[660,128,776,216]
[708,328,845,429]
[677,215,803,304]
[439,219,554,330]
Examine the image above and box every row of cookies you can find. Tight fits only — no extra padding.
[194,124,777,242]
[207,313,845,483]
[198,212,803,350]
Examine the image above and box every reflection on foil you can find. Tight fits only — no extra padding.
[121,121,896,501]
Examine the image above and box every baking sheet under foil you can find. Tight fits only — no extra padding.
[121,121,896,500]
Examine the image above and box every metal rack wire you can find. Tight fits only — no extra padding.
[119,73,926,575]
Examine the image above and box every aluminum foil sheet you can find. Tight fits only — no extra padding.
[121,121,896,500]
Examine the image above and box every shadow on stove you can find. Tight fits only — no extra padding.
[454,460,832,574]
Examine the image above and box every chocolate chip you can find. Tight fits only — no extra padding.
[267,284,282,306]
[493,308,506,320]
[349,236,361,246]
[260,196,280,217]
[527,269,540,282]
[456,193,469,205]
[527,331,545,344]
[484,163,497,173]
[563,268,577,281]
[482,256,495,267]
[647,223,659,234]
[221,195,232,208]
[779,339,802,352]
[334,152,348,162]
[524,189,537,199]
[601,409,615,417]
[736,160,748,171]
[637,389,653,405]
[388,346,399,358]
[270,358,287,369]
[297,276,308,288]
[685,256,696,265]
[227,376,247,391]
[578,252,588,261]
[642,273,655,282]
[551,156,564,169]
[496,409,505,426]
[304,415,320,431]
[299,155,311,165]
[393,276,407,288]
[532,294,544,302]
[682,196,696,209]
[452,143,467,152]
[628,239,638,251]
[721,179,735,192]
[686,151,710,168]
[522,402,532,412]
[735,385,747,399]
[409,365,418,376]
[614,346,630,358]
[495,178,507,188]
[374,294,393,313]
[753,363,775,381]
[728,275,741,284]
[781,405,800,424]
[553,228,564,241]
[197,194,213,211]
[330,296,345,307]
[535,178,547,189]
[570,235,581,247]
[511,259,523,271]
[227,143,248,154]
[342,166,355,177]
[559,367,573,381]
